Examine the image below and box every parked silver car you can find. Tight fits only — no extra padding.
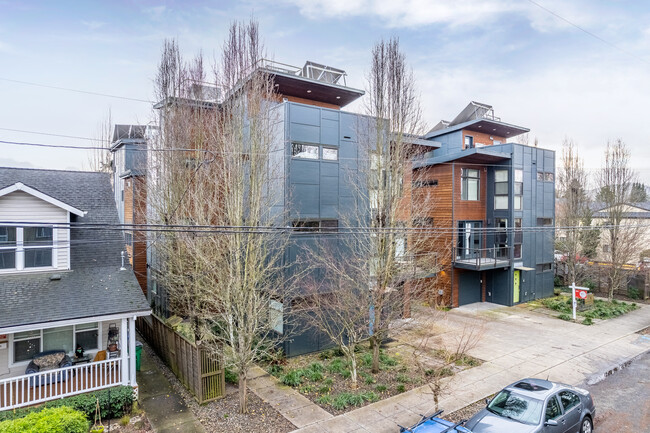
[465,378,595,433]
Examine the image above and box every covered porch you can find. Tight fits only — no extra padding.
[0,313,145,411]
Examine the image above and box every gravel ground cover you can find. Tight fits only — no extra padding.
[141,341,295,433]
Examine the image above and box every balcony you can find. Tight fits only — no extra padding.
[454,246,511,271]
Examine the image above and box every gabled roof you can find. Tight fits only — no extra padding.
[0,167,150,329]
[0,182,86,216]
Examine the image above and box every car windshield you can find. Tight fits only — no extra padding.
[486,390,543,425]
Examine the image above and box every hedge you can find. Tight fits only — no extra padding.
[0,385,134,423]
[0,406,89,433]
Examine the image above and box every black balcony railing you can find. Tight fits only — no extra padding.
[455,246,512,269]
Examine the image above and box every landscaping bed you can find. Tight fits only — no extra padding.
[266,343,481,416]
[528,294,638,325]
[141,340,294,433]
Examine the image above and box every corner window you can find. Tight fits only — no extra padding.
[292,143,319,159]
[464,135,474,149]
[461,168,479,201]
[494,169,508,209]
[536,263,552,273]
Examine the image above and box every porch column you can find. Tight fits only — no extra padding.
[120,317,128,386]
[129,317,137,387]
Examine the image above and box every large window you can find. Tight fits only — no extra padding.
[494,169,508,209]
[292,143,339,161]
[0,226,54,271]
[461,168,479,201]
[292,143,319,159]
[13,323,99,364]
[292,220,338,233]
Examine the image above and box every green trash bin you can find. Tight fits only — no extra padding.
[135,341,143,371]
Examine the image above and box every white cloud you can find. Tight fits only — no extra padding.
[282,0,520,28]
[81,20,105,30]
[142,5,167,21]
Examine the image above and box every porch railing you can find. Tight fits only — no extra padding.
[0,358,123,411]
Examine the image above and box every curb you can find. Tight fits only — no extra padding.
[585,348,650,386]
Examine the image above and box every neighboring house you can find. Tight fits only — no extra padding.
[110,124,152,294]
[591,201,650,263]
[0,167,150,411]
[412,102,556,306]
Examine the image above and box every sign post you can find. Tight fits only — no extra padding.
[569,282,589,321]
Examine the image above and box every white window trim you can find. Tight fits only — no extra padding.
[0,224,58,274]
[9,322,103,368]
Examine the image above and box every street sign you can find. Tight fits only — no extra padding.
[569,283,590,320]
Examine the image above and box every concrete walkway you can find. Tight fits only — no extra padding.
[247,365,334,428]
[284,302,650,433]
[138,347,205,433]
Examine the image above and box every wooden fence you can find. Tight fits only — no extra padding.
[137,315,225,403]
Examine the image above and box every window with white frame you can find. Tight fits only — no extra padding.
[12,323,99,363]
[0,226,54,270]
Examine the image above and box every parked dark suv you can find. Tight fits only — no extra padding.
[465,378,595,433]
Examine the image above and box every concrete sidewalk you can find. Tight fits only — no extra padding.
[288,302,650,433]
[138,347,205,433]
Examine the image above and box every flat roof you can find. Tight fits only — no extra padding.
[268,68,364,107]
[424,118,529,140]
[413,146,512,168]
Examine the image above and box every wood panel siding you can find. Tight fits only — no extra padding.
[0,191,69,270]
[283,95,340,110]
[132,177,147,294]
[462,130,506,149]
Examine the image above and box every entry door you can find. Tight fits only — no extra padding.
[513,270,520,304]
[457,221,482,260]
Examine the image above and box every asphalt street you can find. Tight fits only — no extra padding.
[586,351,650,432]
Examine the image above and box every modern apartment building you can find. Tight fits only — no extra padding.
[412,102,555,307]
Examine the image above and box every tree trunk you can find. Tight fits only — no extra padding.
[371,335,380,374]
[350,355,358,389]
[238,375,248,414]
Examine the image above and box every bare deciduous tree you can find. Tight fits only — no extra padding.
[88,109,113,172]
[598,139,644,300]
[300,37,439,386]
[556,138,591,286]
[151,21,291,414]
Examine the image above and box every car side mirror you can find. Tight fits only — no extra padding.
[485,398,491,405]
[544,419,559,427]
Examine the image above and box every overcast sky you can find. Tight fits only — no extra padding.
[1,0,649,184]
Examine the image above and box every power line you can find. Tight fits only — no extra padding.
[527,0,650,66]
[0,77,153,103]
[0,127,108,143]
